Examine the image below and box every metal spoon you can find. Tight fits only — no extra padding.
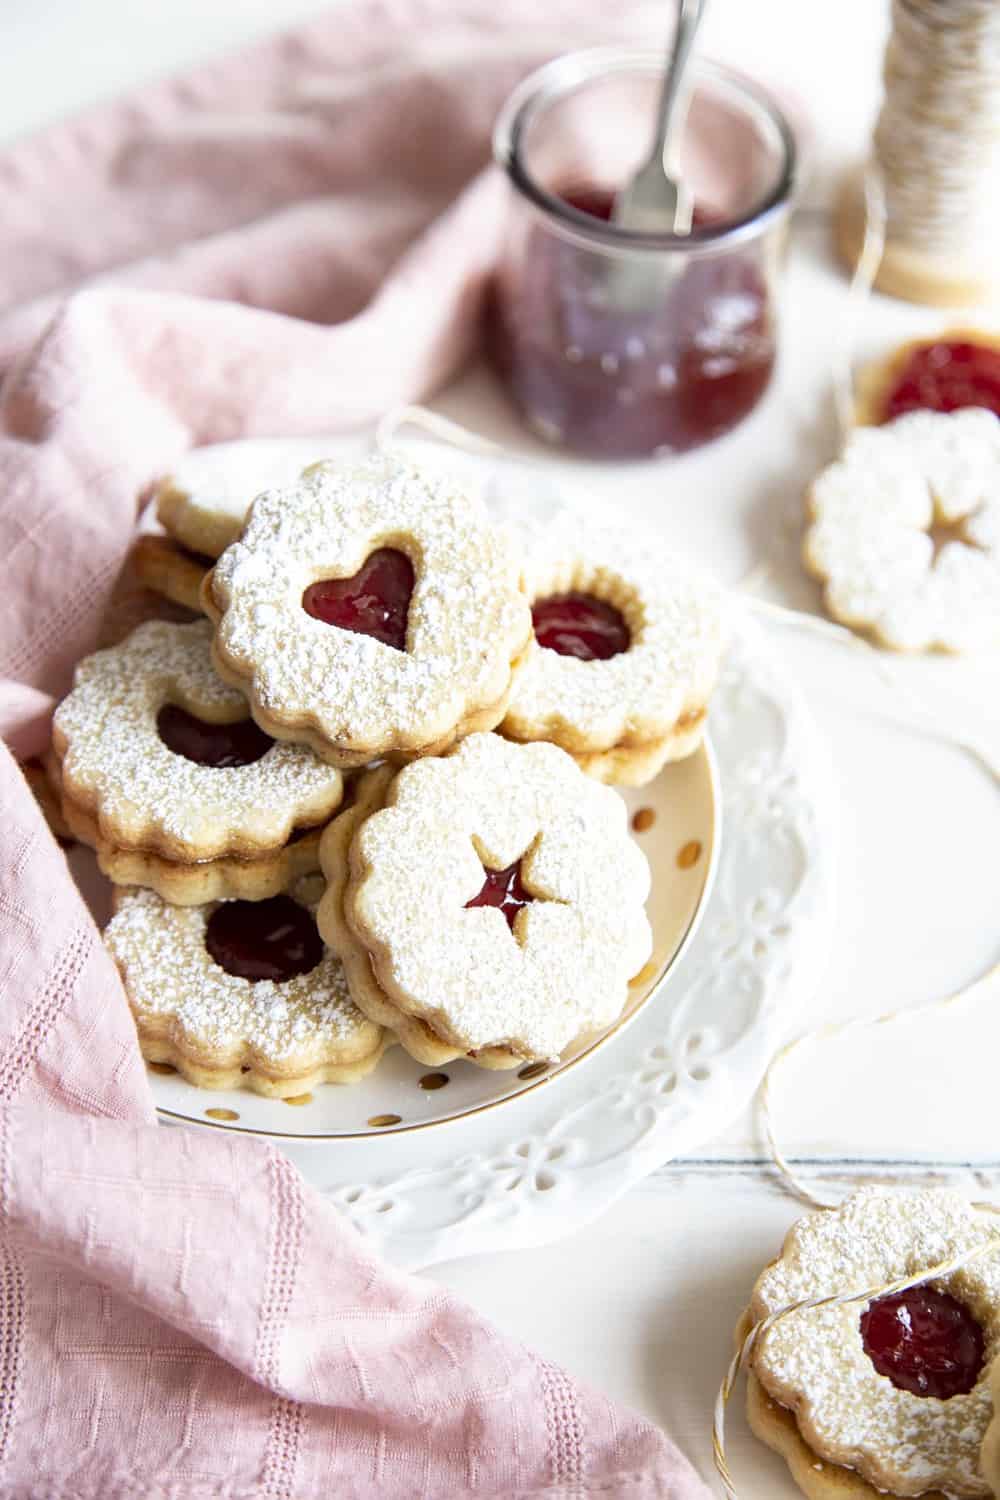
[612,0,708,234]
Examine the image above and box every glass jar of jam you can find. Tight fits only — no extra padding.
[489,49,796,459]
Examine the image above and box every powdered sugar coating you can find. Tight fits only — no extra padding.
[804,409,1000,652]
[157,436,355,556]
[502,513,723,752]
[106,881,379,1066]
[53,619,343,859]
[981,1356,1000,1496]
[752,1187,1000,1497]
[207,455,531,758]
[347,733,652,1058]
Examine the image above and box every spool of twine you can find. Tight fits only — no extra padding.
[836,0,1000,306]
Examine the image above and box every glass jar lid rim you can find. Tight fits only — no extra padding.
[493,47,797,254]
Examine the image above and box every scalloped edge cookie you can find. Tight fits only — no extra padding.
[156,437,348,558]
[62,792,324,906]
[738,1311,951,1500]
[749,1188,998,1498]
[320,734,652,1069]
[202,454,533,767]
[52,619,345,861]
[499,516,722,786]
[317,766,518,1068]
[980,1357,1000,1498]
[803,409,1000,653]
[107,877,386,1096]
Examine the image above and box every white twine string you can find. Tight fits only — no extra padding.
[759,955,1000,1213]
[740,596,1000,788]
[374,404,509,459]
[833,166,887,446]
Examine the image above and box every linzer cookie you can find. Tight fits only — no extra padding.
[52,619,345,884]
[804,409,1000,652]
[500,515,723,786]
[980,1357,1000,1498]
[855,329,1000,428]
[137,438,348,612]
[317,733,652,1069]
[157,436,345,559]
[106,876,385,1095]
[745,1187,1000,1499]
[202,454,532,766]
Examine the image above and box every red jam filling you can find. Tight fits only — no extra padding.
[156,704,272,768]
[882,340,1000,423]
[302,547,414,651]
[466,859,534,931]
[532,592,630,661]
[204,895,324,983]
[860,1285,984,1399]
[487,185,775,458]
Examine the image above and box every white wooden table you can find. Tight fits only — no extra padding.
[4,4,999,1494]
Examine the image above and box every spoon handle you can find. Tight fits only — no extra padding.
[647,0,709,168]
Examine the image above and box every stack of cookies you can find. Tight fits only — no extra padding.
[46,448,723,1096]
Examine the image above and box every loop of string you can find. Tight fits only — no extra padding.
[833,165,887,446]
[375,404,509,459]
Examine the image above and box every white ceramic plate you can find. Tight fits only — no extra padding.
[74,743,719,1139]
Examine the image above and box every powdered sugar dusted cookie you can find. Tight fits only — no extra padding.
[980,1356,1000,1498]
[855,329,1000,428]
[749,1187,1000,1498]
[203,454,532,766]
[106,876,385,1095]
[804,409,1000,652]
[501,515,723,786]
[318,733,652,1069]
[53,619,344,864]
[156,436,349,559]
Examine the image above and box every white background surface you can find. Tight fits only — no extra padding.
[3,3,999,1495]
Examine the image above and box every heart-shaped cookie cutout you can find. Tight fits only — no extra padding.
[302,547,414,651]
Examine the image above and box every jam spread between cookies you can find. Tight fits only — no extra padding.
[860,1286,984,1400]
[302,547,414,651]
[465,859,535,932]
[156,703,273,768]
[881,339,1000,422]
[531,593,631,661]
[205,894,324,982]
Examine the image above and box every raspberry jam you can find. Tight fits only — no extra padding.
[532,592,630,661]
[466,860,534,931]
[882,340,1000,423]
[302,548,414,651]
[156,704,272,768]
[488,186,775,458]
[205,895,324,983]
[860,1286,984,1399]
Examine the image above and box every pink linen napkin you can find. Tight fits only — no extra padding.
[0,4,713,1495]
